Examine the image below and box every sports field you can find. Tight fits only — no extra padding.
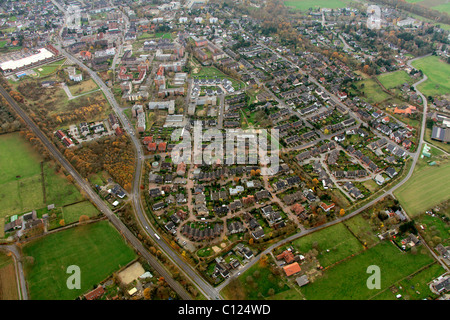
[394,159,450,217]
[33,59,66,77]
[0,133,84,218]
[23,221,136,300]
[411,56,450,97]
[284,0,349,11]
[299,241,434,300]
[377,70,414,89]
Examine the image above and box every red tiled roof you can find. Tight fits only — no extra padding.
[84,286,105,300]
[283,262,301,276]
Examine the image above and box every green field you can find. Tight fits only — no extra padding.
[394,159,450,217]
[351,78,391,104]
[377,70,414,89]
[0,133,84,218]
[372,262,445,300]
[284,0,349,11]
[23,221,136,300]
[0,251,19,300]
[344,215,380,247]
[432,3,450,14]
[221,259,298,300]
[411,56,450,97]
[62,201,100,224]
[291,223,364,268]
[300,241,434,300]
[193,66,245,90]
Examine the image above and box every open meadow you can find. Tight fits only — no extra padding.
[0,252,19,300]
[411,56,450,98]
[0,133,84,219]
[284,0,349,11]
[22,221,136,300]
[299,241,434,300]
[394,156,450,218]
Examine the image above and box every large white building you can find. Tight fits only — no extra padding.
[0,48,54,72]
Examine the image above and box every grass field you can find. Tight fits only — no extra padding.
[62,201,99,224]
[394,159,450,217]
[291,223,364,268]
[284,0,349,11]
[68,78,99,96]
[344,215,380,247]
[0,252,19,300]
[377,70,414,89]
[299,241,434,300]
[23,221,136,300]
[411,56,450,97]
[371,262,445,300]
[221,259,297,300]
[0,133,84,218]
[351,78,391,104]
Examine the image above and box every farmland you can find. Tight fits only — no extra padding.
[22,221,136,300]
[350,78,390,104]
[284,0,349,11]
[0,133,84,219]
[377,70,414,89]
[290,223,364,268]
[394,158,450,218]
[299,241,434,300]
[411,56,450,98]
[0,252,19,300]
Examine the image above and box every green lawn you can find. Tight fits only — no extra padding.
[394,159,450,217]
[62,201,100,224]
[300,241,434,300]
[284,0,349,11]
[291,223,364,268]
[377,70,414,89]
[23,221,136,300]
[411,56,450,97]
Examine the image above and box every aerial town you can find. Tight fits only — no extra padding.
[0,0,449,305]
